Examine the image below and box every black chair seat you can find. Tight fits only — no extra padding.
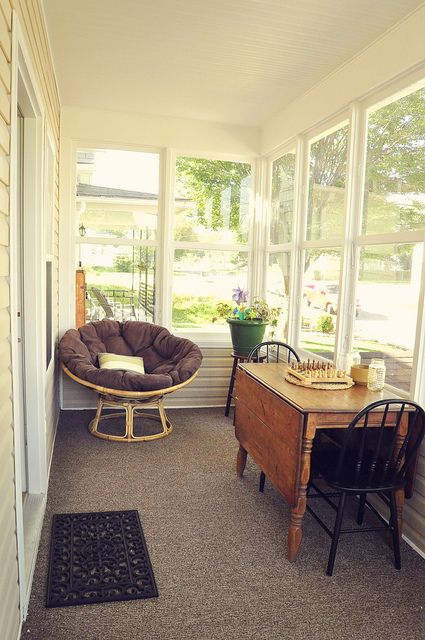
[307,399,425,576]
[314,449,406,493]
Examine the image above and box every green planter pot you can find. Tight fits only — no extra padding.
[227,318,268,356]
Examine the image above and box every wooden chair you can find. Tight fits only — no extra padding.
[248,340,300,365]
[248,340,300,492]
[307,399,425,575]
[59,320,202,442]
[90,286,115,318]
[90,287,138,322]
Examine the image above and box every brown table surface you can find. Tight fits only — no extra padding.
[234,362,408,561]
[239,362,403,415]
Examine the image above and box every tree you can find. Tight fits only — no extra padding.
[113,255,132,272]
[363,88,425,234]
[176,90,425,292]
[175,157,251,237]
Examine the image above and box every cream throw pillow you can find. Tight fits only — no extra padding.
[98,353,145,374]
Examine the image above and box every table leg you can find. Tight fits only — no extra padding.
[236,445,248,477]
[288,429,314,561]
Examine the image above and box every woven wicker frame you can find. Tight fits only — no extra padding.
[62,363,198,442]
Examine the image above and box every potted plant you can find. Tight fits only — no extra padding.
[212,287,280,356]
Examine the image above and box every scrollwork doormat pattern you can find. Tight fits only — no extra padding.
[46,510,158,607]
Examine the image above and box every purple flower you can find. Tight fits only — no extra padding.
[232,286,248,306]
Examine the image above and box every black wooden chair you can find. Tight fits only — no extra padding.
[248,340,301,492]
[307,399,425,576]
[247,340,300,365]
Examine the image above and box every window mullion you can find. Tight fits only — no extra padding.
[288,135,307,349]
[250,157,266,299]
[335,101,367,364]
[412,253,425,403]
[158,147,175,329]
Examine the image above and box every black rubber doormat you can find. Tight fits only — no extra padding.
[46,510,158,607]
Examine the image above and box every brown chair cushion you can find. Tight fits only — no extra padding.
[59,319,203,392]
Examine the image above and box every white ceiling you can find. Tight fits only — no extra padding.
[42,0,425,127]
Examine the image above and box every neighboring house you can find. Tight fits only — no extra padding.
[1,3,425,639]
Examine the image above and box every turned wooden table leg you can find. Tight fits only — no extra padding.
[236,445,248,477]
[287,425,315,561]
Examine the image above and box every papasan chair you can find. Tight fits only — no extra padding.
[59,319,202,442]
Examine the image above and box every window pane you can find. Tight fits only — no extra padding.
[174,157,251,244]
[266,252,291,341]
[363,87,425,235]
[172,249,248,330]
[353,244,422,392]
[78,205,157,241]
[300,248,342,357]
[79,244,155,323]
[76,149,159,240]
[270,153,296,244]
[307,126,348,240]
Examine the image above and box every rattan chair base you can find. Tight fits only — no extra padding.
[89,393,172,442]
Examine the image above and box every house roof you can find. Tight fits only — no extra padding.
[76,183,158,200]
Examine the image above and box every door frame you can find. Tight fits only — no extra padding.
[10,13,47,620]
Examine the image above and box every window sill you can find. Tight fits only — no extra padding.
[173,327,231,349]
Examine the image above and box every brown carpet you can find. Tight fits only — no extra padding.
[21,408,425,640]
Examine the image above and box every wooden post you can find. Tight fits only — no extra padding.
[75,267,86,328]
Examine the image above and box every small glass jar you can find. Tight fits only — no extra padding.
[351,351,361,367]
[367,358,386,391]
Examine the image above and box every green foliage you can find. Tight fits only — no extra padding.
[113,255,133,272]
[366,89,425,193]
[302,89,425,278]
[212,302,234,322]
[175,157,251,237]
[250,299,280,325]
[173,295,279,329]
[316,314,334,334]
[212,296,280,324]
[173,219,200,242]
[172,295,219,327]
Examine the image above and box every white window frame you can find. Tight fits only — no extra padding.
[44,125,56,372]
[352,84,425,398]
[63,144,258,349]
[298,114,351,361]
[263,72,425,400]
[264,141,299,345]
[170,149,258,345]
[10,11,48,620]
[64,141,164,330]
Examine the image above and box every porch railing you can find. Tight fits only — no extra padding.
[86,285,155,323]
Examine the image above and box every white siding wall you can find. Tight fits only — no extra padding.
[404,456,425,554]
[0,2,20,636]
[0,0,60,636]
[16,0,61,465]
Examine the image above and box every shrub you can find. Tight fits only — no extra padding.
[316,314,334,334]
